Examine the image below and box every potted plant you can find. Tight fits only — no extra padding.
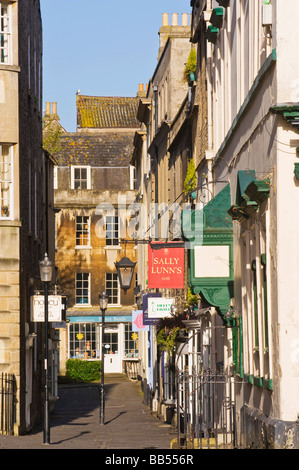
[184,49,197,84]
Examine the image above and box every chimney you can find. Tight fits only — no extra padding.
[158,13,191,60]
[137,84,147,98]
[52,102,57,115]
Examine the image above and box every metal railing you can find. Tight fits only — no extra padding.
[176,368,239,449]
[0,373,16,435]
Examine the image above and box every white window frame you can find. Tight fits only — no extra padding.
[105,215,119,246]
[75,215,91,248]
[68,322,100,360]
[129,165,136,190]
[70,165,91,190]
[105,272,121,306]
[0,144,13,220]
[0,3,11,65]
[75,272,91,306]
[53,165,58,189]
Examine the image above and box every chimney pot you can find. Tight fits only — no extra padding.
[182,13,189,26]
[45,102,51,115]
[52,102,57,115]
[162,13,169,26]
[171,13,178,26]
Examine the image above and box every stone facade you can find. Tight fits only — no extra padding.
[132,13,192,413]
[53,94,139,375]
[0,0,54,435]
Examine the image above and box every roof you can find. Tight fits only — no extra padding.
[54,132,135,167]
[76,95,140,129]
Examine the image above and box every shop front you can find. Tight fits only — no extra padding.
[67,313,139,374]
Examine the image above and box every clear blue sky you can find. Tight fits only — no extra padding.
[40,0,192,132]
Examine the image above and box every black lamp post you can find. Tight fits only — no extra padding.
[99,292,108,425]
[39,253,54,445]
[114,256,136,294]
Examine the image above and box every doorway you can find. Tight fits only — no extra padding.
[103,325,122,373]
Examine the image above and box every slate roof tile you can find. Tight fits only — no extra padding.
[55,132,135,167]
[77,95,140,129]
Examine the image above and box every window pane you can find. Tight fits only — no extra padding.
[124,323,139,358]
[105,273,119,305]
[0,6,10,64]
[103,330,118,354]
[73,167,88,190]
[0,144,12,218]
[69,322,98,359]
[106,216,119,245]
[76,216,90,245]
[76,273,90,304]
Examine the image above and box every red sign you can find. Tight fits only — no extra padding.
[148,243,184,289]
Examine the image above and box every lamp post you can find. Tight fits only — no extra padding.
[99,292,108,425]
[39,253,53,445]
[114,256,136,294]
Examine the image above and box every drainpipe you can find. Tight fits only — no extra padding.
[153,85,158,135]
[153,85,159,238]
[206,0,214,201]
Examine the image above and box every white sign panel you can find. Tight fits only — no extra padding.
[147,298,174,319]
[194,245,230,278]
[31,295,63,322]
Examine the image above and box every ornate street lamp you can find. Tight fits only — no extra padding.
[99,292,109,425]
[114,256,136,294]
[39,253,54,445]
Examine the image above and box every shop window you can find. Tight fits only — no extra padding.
[69,322,99,360]
[124,323,139,358]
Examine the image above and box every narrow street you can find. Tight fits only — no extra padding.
[0,375,177,450]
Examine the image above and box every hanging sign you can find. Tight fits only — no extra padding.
[132,310,149,332]
[30,295,64,322]
[147,297,174,319]
[142,294,174,325]
[148,242,184,289]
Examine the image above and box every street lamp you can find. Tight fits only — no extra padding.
[39,253,54,445]
[114,256,136,294]
[99,291,108,425]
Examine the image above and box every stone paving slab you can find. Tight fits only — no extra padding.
[0,374,177,450]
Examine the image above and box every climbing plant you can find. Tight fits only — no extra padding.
[42,117,63,155]
[183,158,196,195]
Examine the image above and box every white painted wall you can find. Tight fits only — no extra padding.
[209,0,299,422]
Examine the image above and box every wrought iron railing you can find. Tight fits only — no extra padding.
[0,373,16,435]
[176,369,240,449]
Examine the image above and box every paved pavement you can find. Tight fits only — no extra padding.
[0,374,178,451]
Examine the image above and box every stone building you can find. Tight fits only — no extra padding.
[53,93,140,377]
[0,0,56,435]
[132,12,192,414]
